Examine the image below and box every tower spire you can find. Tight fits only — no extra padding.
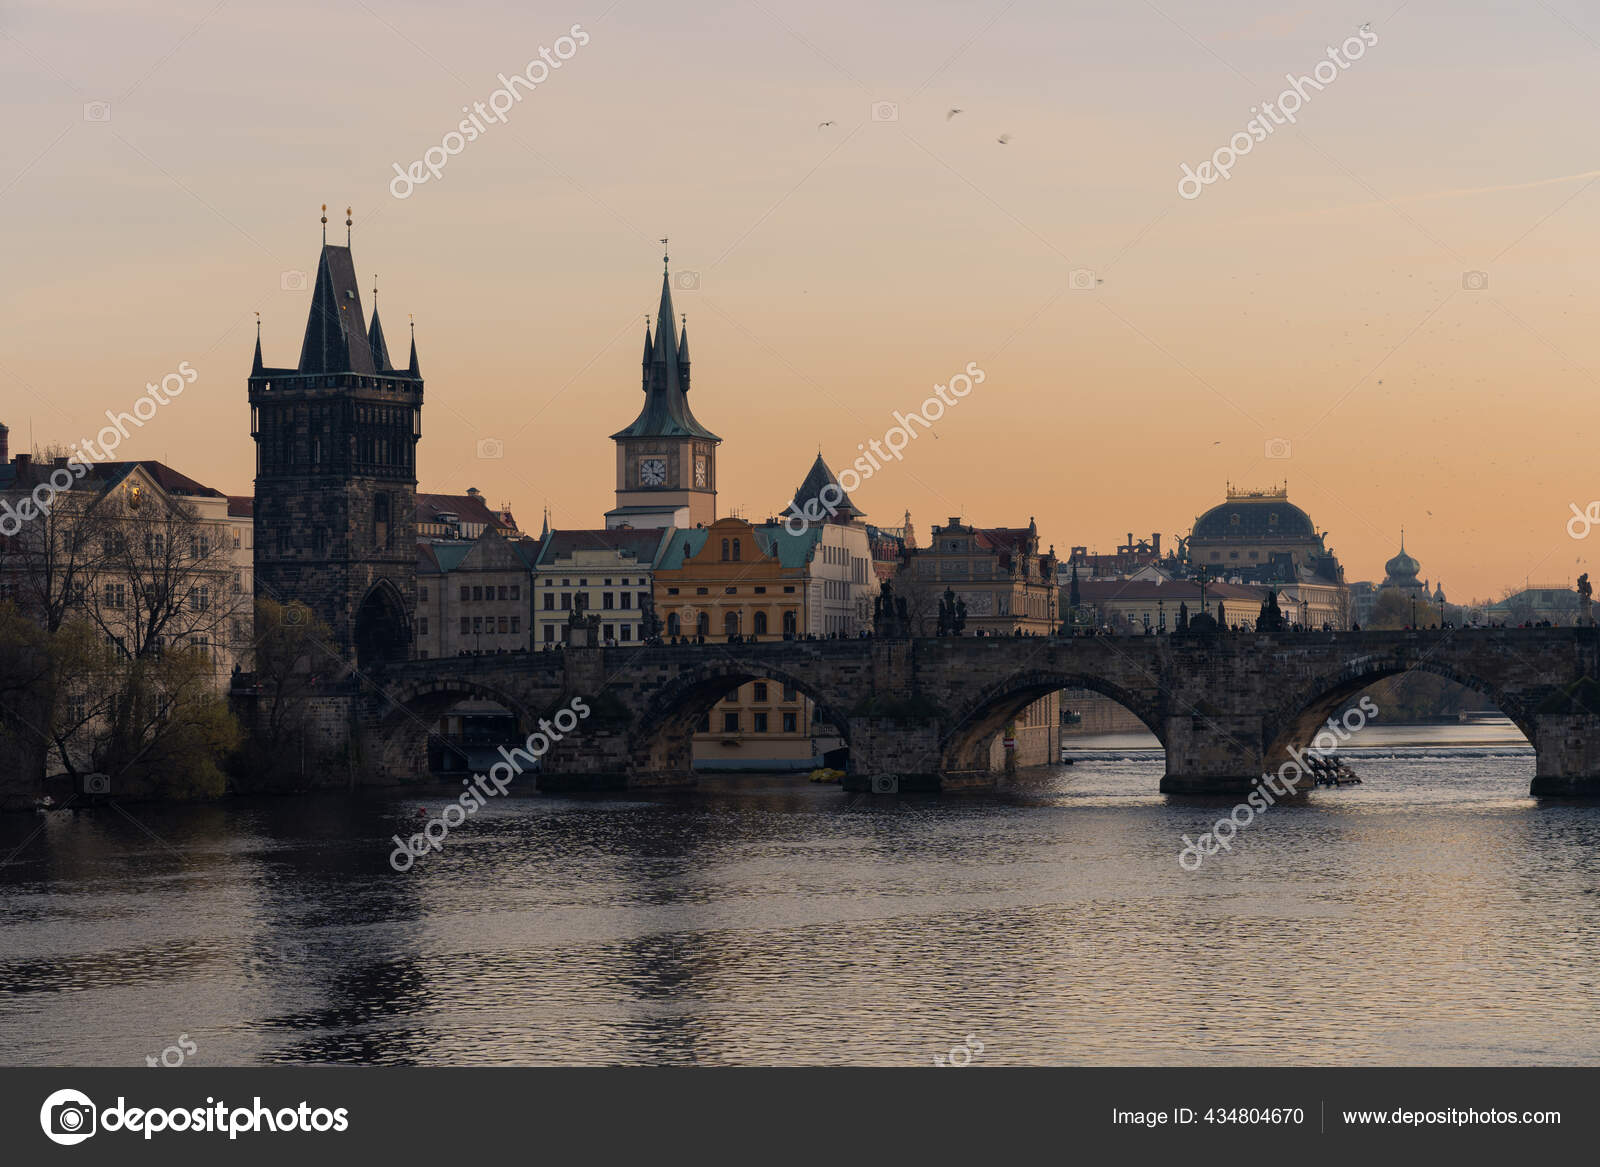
[321,203,327,245]
[346,205,352,247]
[252,312,263,374]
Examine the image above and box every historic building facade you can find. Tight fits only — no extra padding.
[414,529,541,659]
[902,517,1060,766]
[532,528,670,647]
[1184,485,1348,629]
[248,227,422,665]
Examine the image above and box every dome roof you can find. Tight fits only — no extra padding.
[1192,494,1316,540]
[1385,543,1420,580]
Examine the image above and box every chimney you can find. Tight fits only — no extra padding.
[0,422,8,464]
[1153,533,1161,555]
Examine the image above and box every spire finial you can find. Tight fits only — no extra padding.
[660,236,669,269]
[372,274,378,308]
[346,206,353,247]
[320,203,327,244]
[255,310,261,338]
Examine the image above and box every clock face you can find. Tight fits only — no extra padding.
[694,456,708,487]
[639,458,666,486]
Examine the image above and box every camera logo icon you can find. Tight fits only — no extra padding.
[871,101,899,122]
[673,270,700,291]
[1069,268,1100,291]
[281,603,307,626]
[476,437,504,459]
[280,270,307,291]
[40,1088,97,1145]
[1462,270,1489,291]
[82,102,111,123]
[1264,437,1292,459]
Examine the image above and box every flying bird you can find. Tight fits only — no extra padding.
[997,133,1011,145]
[947,108,964,120]
[817,120,835,130]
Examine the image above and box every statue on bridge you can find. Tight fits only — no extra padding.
[1580,573,1593,627]
[874,579,911,638]
[1256,588,1286,634]
[936,587,967,636]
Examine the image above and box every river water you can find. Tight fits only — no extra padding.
[2,721,1597,1066]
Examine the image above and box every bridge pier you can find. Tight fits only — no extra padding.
[1158,714,1271,797]
[842,716,984,792]
[1529,713,1600,797]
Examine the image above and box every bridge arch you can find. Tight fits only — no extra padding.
[1264,651,1535,760]
[939,669,1164,772]
[627,656,855,775]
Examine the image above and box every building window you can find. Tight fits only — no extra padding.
[753,712,768,733]
[753,611,767,635]
[544,625,555,643]
[603,592,614,609]
[473,586,483,601]
[498,616,508,633]
[782,611,797,636]
[374,492,390,548]
[604,624,614,641]
[620,593,632,609]
[419,617,429,635]
[783,685,797,701]
[460,586,470,602]
[561,593,572,610]
[510,585,520,600]
[544,594,555,610]
[620,625,631,641]
[472,617,483,634]
[724,611,739,636]
[511,617,520,634]
[420,586,429,602]
[697,612,710,637]
[732,539,741,561]
[783,712,798,733]
[667,613,681,636]
[753,682,768,702]
[698,713,711,733]
[459,617,470,634]
[721,538,730,560]
[722,712,739,733]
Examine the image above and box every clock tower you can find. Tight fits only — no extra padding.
[604,249,720,529]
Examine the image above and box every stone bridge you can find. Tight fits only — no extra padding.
[349,627,1600,797]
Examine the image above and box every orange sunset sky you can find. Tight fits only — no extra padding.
[3,0,1598,601]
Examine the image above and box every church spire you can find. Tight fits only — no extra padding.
[252,313,263,374]
[367,276,393,371]
[407,316,421,377]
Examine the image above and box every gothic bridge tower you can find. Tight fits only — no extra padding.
[248,208,422,666]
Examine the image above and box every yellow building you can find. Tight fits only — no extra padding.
[654,516,832,769]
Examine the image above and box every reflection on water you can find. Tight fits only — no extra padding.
[2,726,1598,1066]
